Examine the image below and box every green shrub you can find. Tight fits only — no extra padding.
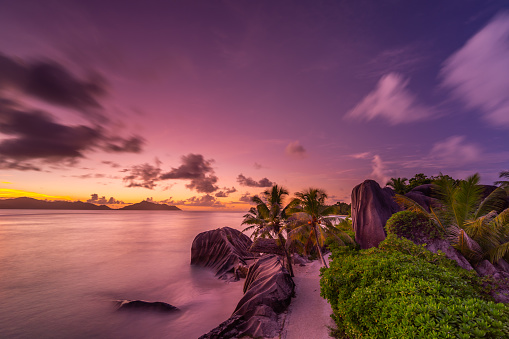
[320,235,509,338]
[385,210,443,243]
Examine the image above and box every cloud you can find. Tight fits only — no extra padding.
[160,154,219,193]
[215,187,237,197]
[350,152,371,159]
[176,194,225,207]
[239,192,254,203]
[123,163,162,189]
[430,136,481,166]
[0,159,41,171]
[73,173,106,179]
[441,12,509,127]
[370,155,393,186]
[87,193,125,205]
[123,154,220,193]
[0,54,106,114]
[346,73,434,124]
[102,161,121,168]
[285,141,307,159]
[0,99,144,165]
[254,162,263,169]
[103,136,144,153]
[237,174,273,187]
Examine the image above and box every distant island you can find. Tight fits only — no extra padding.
[118,201,181,211]
[0,197,181,211]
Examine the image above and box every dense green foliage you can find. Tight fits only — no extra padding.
[320,235,509,338]
[387,173,460,194]
[385,210,443,243]
[331,202,351,216]
[288,188,353,267]
[397,173,509,264]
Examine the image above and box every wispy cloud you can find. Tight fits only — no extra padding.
[370,155,393,186]
[346,73,435,124]
[429,136,482,166]
[441,12,509,127]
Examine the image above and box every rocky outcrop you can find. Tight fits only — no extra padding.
[475,260,509,303]
[351,180,401,249]
[404,190,434,212]
[200,255,295,339]
[425,239,474,271]
[115,300,178,312]
[191,227,254,281]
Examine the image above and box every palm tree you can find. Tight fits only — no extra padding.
[288,188,353,268]
[396,173,509,264]
[495,170,509,192]
[241,185,295,277]
[386,177,408,194]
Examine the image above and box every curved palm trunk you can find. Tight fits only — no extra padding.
[277,233,294,277]
[312,222,328,268]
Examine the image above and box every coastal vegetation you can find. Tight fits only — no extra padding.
[242,185,353,271]
[321,171,509,338]
[241,185,296,276]
[321,236,509,338]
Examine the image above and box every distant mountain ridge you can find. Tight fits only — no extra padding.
[118,201,181,211]
[0,197,181,211]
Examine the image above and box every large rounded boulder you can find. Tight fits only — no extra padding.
[191,227,254,281]
[351,180,401,249]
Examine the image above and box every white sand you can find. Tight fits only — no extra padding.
[281,254,334,339]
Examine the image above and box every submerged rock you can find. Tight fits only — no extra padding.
[351,180,401,249]
[191,227,254,281]
[200,255,295,339]
[115,300,178,312]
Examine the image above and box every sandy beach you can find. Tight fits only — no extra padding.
[281,254,334,339]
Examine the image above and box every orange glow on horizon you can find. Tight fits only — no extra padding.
[0,189,73,201]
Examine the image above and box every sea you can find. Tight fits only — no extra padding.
[0,210,247,339]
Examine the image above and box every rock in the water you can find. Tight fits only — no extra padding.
[200,255,295,339]
[115,300,178,312]
[191,227,254,281]
[425,239,474,271]
[351,180,401,249]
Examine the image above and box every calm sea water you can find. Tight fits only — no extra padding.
[0,210,247,339]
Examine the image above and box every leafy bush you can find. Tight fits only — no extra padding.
[320,235,509,338]
[385,210,443,243]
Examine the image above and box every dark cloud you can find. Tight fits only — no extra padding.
[0,54,107,113]
[123,154,220,193]
[123,163,162,189]
[160,154,219,193]
[285,141,307,159]
[0,99,144,166]
[239,192,254,203]
[87,193,125,205]
[102,161,121,168]
[103,136,144,153]
[215,186,237,197]
[0,159,41,171]
[236,174,273,187]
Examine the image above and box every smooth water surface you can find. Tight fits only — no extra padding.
[0,210,245,338]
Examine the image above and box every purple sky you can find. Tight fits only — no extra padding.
[1,0,509,209]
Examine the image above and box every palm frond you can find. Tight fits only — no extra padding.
[448,225,483,262]
[475,187,508,218]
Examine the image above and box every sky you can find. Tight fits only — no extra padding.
[1,0,509,210]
